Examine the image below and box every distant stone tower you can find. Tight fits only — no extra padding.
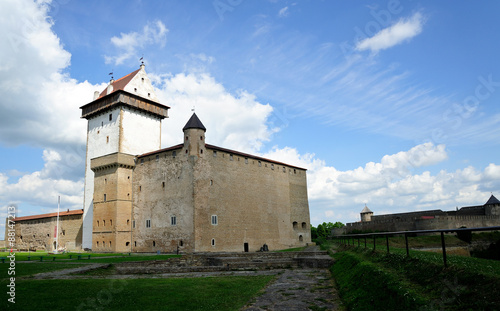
[360,204,373,222]
[80,64,169,249]
[183,113,206,157]
[485,194,500,216]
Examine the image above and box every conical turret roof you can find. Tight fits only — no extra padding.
[183,113,206,131]
[485,194,500,206]
[361,204,372,214]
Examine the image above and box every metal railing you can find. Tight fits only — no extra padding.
[334,226,500,267]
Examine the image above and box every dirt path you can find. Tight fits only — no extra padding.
[242,268,343,311]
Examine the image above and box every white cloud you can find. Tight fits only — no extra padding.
[154,72,277,154]
[265,143,499,226]
[356,12,424,52]
[105,20,168,65]
[278,6,289,17]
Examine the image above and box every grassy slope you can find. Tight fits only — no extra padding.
[329,243,500,311]
[1,276,274,310]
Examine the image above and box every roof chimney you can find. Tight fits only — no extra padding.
[106,84,114,95]
[93,91,100,100]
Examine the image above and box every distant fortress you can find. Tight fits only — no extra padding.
[333,195,500,235]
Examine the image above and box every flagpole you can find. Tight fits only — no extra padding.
[55,196,60,254]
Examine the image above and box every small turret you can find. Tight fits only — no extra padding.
[360,204,373,222]
[183,113,206,157]
[484,194,500,216]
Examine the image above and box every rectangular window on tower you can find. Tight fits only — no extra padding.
[171,216,176,226]
[146,220,151,228]
[211,215,218,225]
[109,114,112,121]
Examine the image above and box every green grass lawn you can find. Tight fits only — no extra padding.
[0,251,180,262]
[1,275,274,310]
[0,262,90,278]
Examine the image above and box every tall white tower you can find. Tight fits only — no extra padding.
[79,64,169,249]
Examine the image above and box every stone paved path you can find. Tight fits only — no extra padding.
[241,268,343,311]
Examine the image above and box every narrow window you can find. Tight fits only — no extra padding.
[185,136,188,141]
[200,136,203,140]
[134,241,137,247]
[103,241,106,247]
[110,241,112,247]
[141,78,144,83]
[104,178,107,184]
[134,87,137,92]
[271,164,274,170]
[211,215,218,225]
[127,219,130,225]
[101,121,103,126]
[97,241,99,247]
[106,136,109,143]
[104,194,107,202]
[162,182,165,189]
[210,180,213,186]
[110,219,112,226]
[147,93,151,97]
[283,167,286,173]
[171,216,176,226]
[146,219,151,228]
[245,157,248,164]
[294,169,296,174]
[299,235,303,242]
[62,230,65,236]
[133,220,136,228]
[293,221,298,229]
[97,220,99,227]
[258,161,262,167]
[173,151,176,158]
[302,222,306,229]
[153,241,156,247]
[211,238,215,246]
[213,151,217,157]
[156,155,159,162]
[139,186,141,192]
[200,149,203,154]
[109,114,112,121]
[230,154,233,161]
[140,159,144,165]
[103,220,106,226]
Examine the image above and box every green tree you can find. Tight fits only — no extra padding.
[310,224,318,239]
[316,224,326,238]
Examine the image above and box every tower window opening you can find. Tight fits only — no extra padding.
[210,180,213,186]
[153,241,156,247]
[171,216,176,226]
[200,136,203,140]
[211,215,218,225]
[258,161,261,167]
[106,136,109,143]
[126,242,130,246]
[141,78,144,83]
[180,240,183,246]
[302,222,306,229]
[134,88,137,92]
[140,159,144,165]
[245,158,248,164]
[293,221,298,229]
[109,114,112,121]
[103,194,107,201]
[156,155,159,162]
[271,164,274,170]
[146,219,151,228]
[230,154,233,161]
[213,151,217,157]
[132,220,136,228]
[103,220,106,226]
[110,219,112,226]
[134,241,137,247]
[200,149,203,154]
[162,182,165,188]
[211,238,215,246]
[173,151,176,158]
[148,93,151,97]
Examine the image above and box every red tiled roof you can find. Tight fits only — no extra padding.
[138,144,184,158]
[98,68,141,99]
[13,209,84,222]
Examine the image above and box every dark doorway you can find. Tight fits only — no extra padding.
[244,243,249,252]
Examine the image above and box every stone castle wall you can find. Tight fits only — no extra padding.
[12,214,82,251]
[130,138,311,253]
[334,214,500,235]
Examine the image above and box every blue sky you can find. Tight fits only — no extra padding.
[1,0,500,239]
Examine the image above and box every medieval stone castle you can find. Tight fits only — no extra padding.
[334,195,500,235]
[8,65,312,253]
